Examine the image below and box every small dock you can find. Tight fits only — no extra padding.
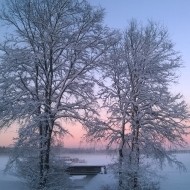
[66,165,107,175]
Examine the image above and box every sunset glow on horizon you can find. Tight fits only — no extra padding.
[0,123,86,148]
[1,120,190,149]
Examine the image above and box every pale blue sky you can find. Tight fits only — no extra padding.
[1,0,189,103]
[88,0,190,103]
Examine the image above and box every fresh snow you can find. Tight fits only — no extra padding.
[0,153,190,190]
[0,155,29,190]
[159,153,190,190]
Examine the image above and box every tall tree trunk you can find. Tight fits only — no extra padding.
[130,101,140,190]
[118,148,123,190]
[39,123,45,189]
[38,121,53,189]
[129,128,140,190]
[118,119,126,190]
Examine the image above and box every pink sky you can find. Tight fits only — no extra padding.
[1,122,190,149]
[0,123,92,148]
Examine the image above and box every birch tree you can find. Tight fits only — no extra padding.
[0,0,116,189]
[87,20,190,190]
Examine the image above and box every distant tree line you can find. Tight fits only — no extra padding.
[52,146,116,154]
[0,146,13,154]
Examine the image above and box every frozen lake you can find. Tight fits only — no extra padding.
[159,153,190,190]
[0,153,190,190]
[0,155,29,190]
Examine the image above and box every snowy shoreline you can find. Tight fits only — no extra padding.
[0,153,190,190]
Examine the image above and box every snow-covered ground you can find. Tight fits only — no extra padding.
[159,153,190,190]
[0,155,29,190]
[0,153,190,190]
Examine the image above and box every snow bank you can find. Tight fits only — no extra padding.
[1,153,190,190]
[0,155,29,190]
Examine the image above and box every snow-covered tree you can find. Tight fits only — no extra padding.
[0,0,116,189]
[87,20,190,190]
